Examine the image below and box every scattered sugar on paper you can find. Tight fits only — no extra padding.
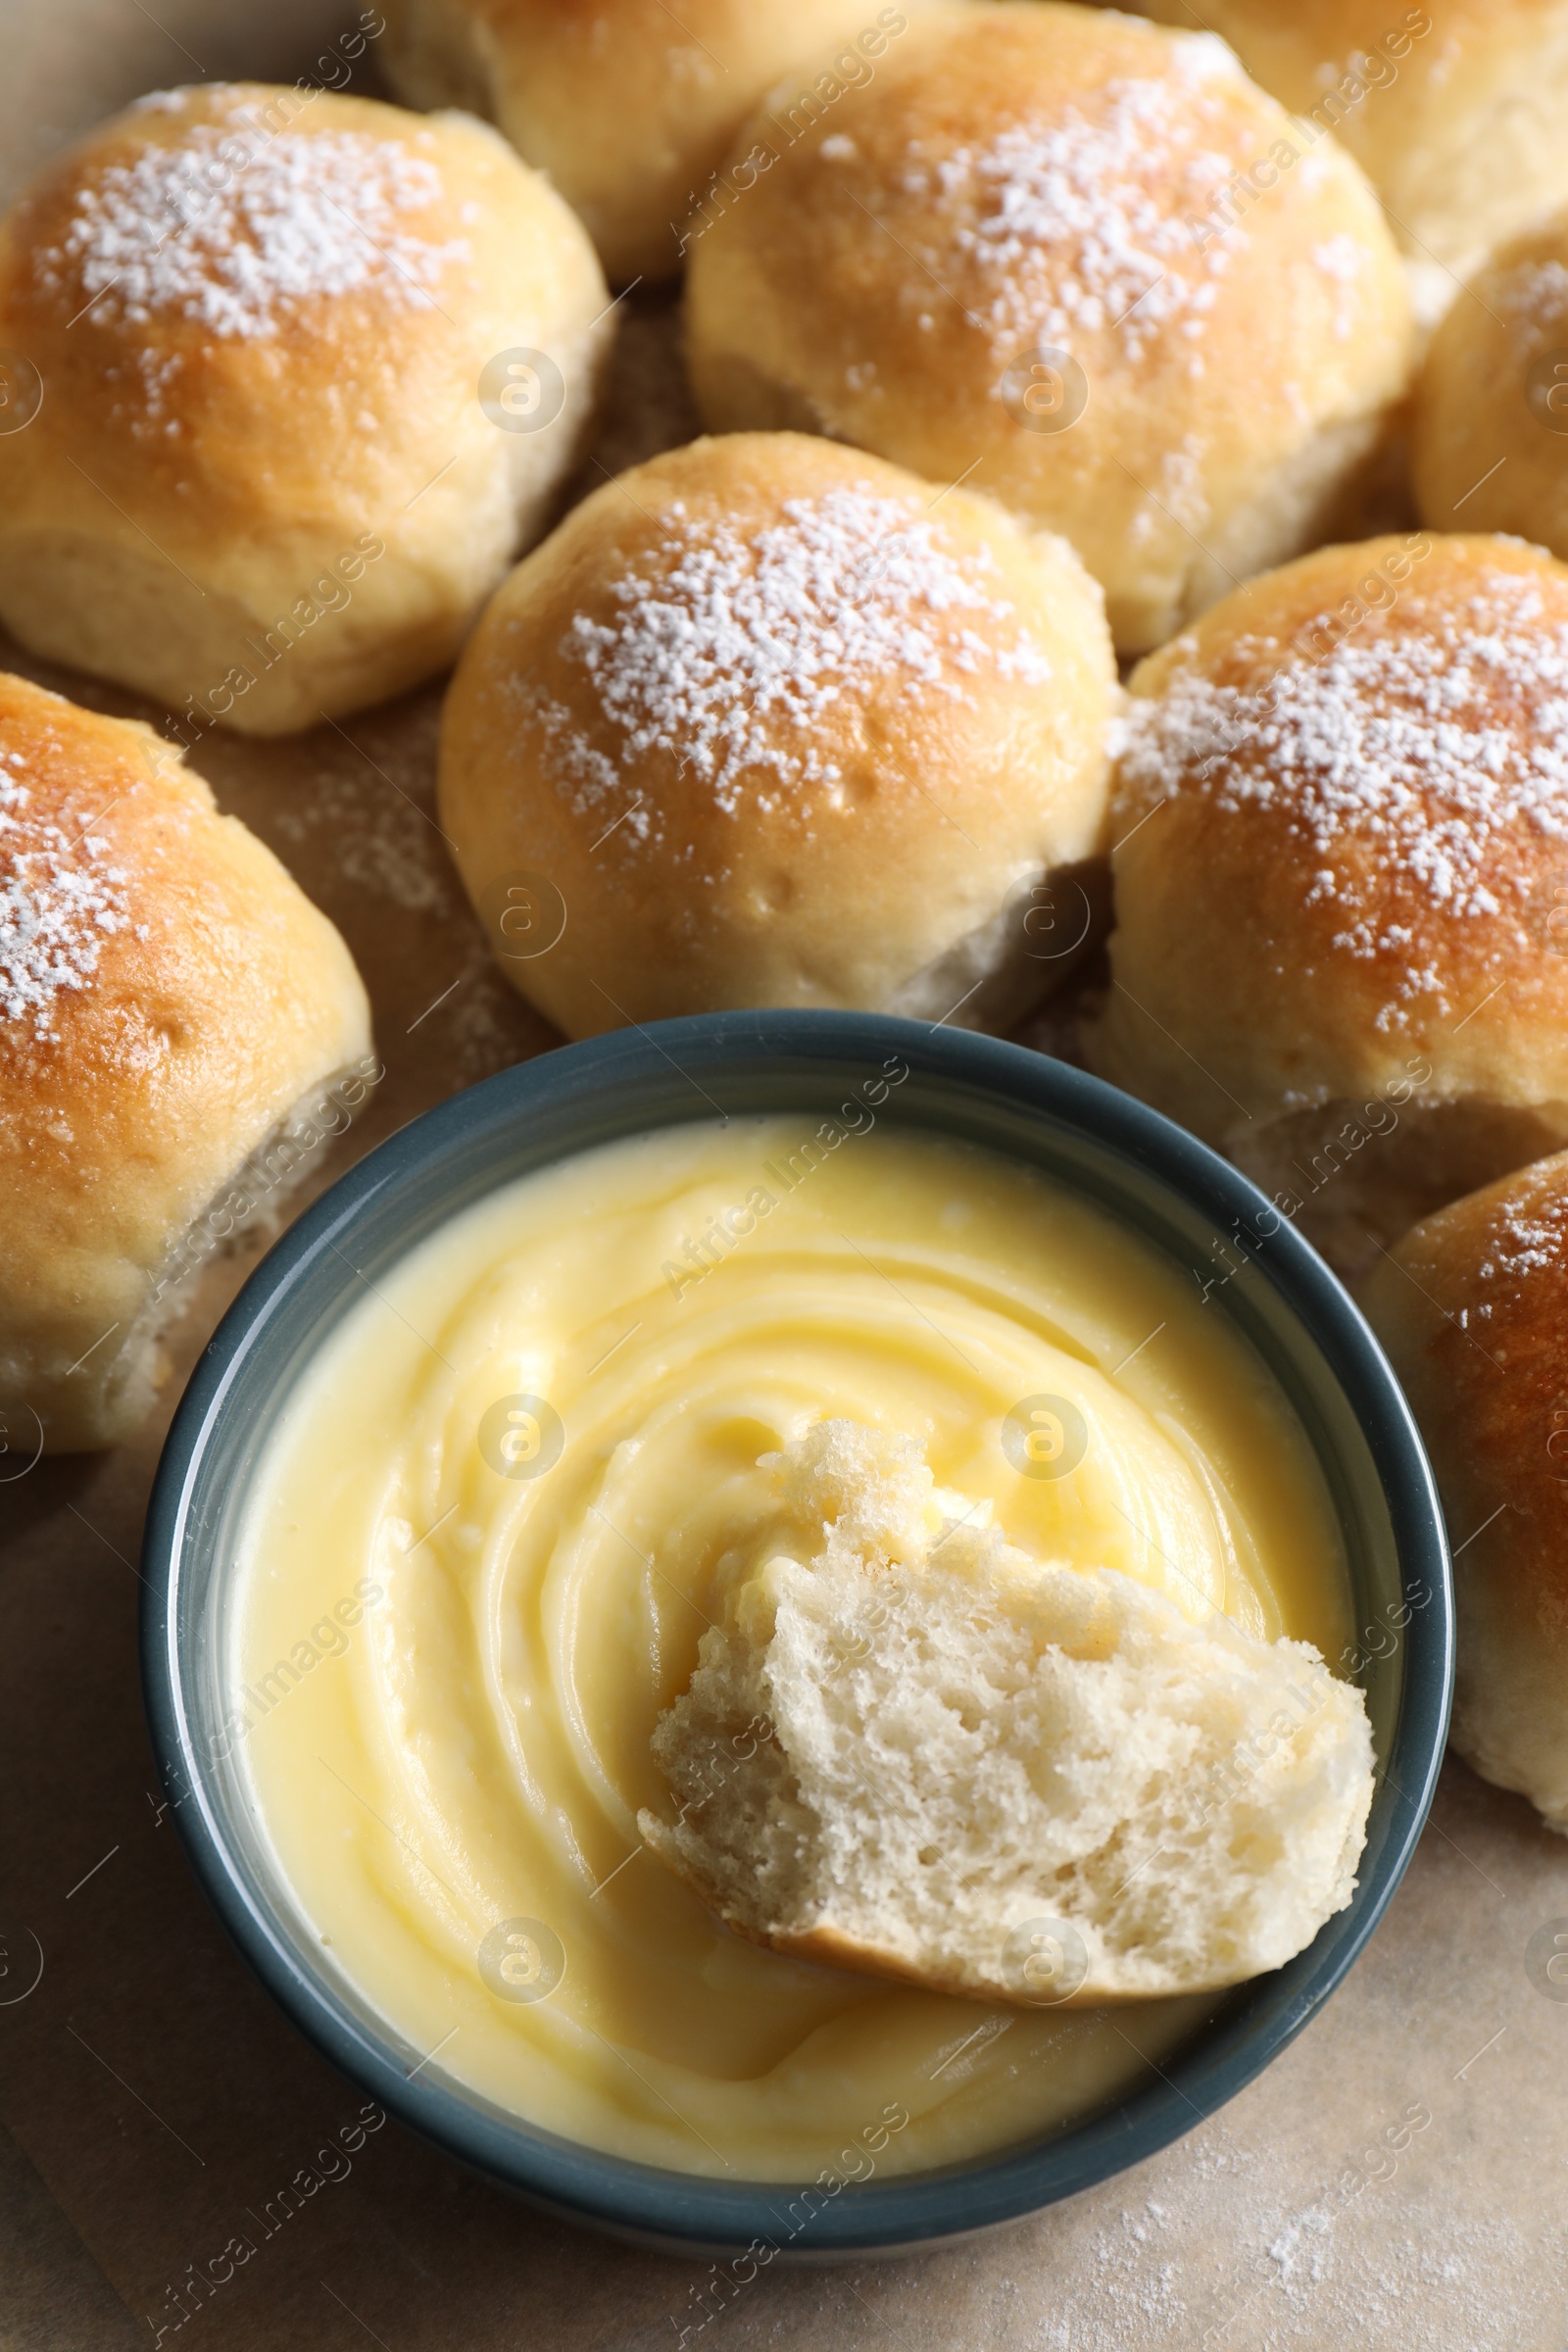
[269,747,453,918]
[1009,2128,1540,2350]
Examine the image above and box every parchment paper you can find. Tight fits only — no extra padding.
[5,6,1568,2346]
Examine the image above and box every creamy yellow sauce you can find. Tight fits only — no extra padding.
[230,1111,1353,2180]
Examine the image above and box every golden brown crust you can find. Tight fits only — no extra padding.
[1363,1151,1568,1821]
[686,1,1412,652]
[650,1848,1236,2007]
[755,1919,1135,2006]
[1413,210,1568,557]
[0,83,611,732]
[382,0,946,283]
[437,430,1115,1038]
[1366,1156,1568,1626]
[0,673,371,1448]
[1128,0,1568,294]
[1088,534,1568,1155]
[639,1818,1067,2003]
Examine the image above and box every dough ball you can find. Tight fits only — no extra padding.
[0,672,372,1451]
[1413,208,1568,556]
[686,2,1413,653]
[1124,0,1568,327]
[1085,532,1568,1281]
[1365,1151,1568,1833]
[381,0,944,284]
[0,82,612,734]
[439,430,1116,1038]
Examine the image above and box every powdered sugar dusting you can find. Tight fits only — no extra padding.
[1053,2129,1540,2347]
[1116,569,1568,1003]
[530,487,1054,834]
[1312,233,1370,339]
[39,98,466,339]
[1496,254,1568,348]
[0,753,133,1040]
[1462,1184,1568,1319]
[894,60,1238,366]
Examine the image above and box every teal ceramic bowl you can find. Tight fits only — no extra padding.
[140,1011,1451,2256]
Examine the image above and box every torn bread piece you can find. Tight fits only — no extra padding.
[639,1421,1374,2004]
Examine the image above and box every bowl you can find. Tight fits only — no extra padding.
[140,1009,1452,2257]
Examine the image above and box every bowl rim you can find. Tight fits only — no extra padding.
[140,1009,1452,2256]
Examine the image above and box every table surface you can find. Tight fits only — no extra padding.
[5,6,1568,2347]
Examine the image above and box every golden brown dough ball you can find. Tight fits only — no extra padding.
[382,0,944,284]
[0,83,611,735]
[439,431,1116,1039]
[685,2,1413,655]
[1084,533,1568,1280]
[1412,209,1568,554]
[1122,1,1568,325]
[0,674,373,1453]
[1364,1152,1568,1831]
